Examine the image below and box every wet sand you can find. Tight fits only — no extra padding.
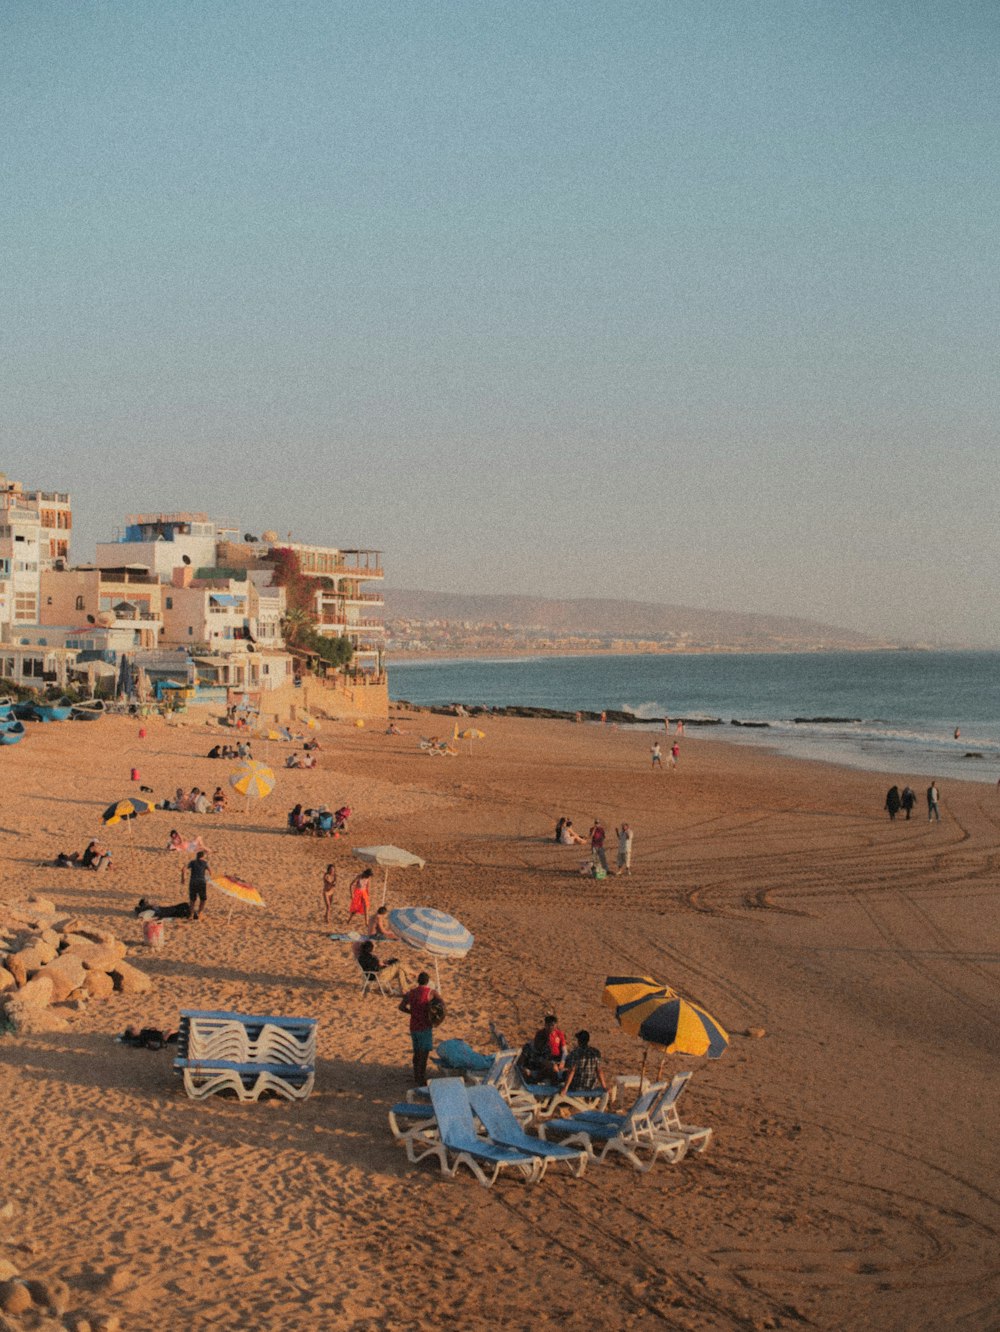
[0,712,997,1331]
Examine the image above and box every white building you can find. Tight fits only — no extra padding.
[0,474,72,633]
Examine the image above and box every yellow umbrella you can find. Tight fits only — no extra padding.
[604,973,729,1089]
[229,760,275,811]
[209,873,266,924]
[602,975,663,1012]
[453,725,485,754]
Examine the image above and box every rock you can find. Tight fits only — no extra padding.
[58,933,96,951]
[0,1200,14,1219]
[32,956,87,1004]
[68,1320,92,1332]
[5,942,58,987]
[0,968,15,994]
[0,1263,17,1283]
[24,896,56,914]
[71,929,119,946]
[82,972,114,1000]
[746,1027,767,1039]
[110,962,151,995]
[96,1316,122,1332]
[25,1278,69,1316]
[61,942,127,973]
[52,916,85,935]
[7,974,54,1010]
[0,1280,33,1315]
[2,1003,69,1034]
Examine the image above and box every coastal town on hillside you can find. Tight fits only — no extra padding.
[0,470,387,719]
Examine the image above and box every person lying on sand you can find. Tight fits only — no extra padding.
[135,897,192,920]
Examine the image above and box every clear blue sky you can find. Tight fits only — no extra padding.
[3,2,997,644]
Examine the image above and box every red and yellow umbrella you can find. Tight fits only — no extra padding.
[209,874,266,924]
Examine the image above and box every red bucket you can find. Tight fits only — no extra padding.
[142,919,164,949]
[131,768,140,782]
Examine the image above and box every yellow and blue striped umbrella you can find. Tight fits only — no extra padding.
[602,975,664,1013]
[102,797,155,825]
[228,760,275,801]
[613,985,729,1059]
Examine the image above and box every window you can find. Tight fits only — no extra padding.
[75,596,84,611]
[165,597,173,609]
[14,593,37,620]
[187,626,193,635]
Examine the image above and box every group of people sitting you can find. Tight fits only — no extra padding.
[285,750,318,769]
[162,786,226,814]
[518,1014,608,1095]
[54,840,112,871]
[206,741,254,761]
[288,803,351,836]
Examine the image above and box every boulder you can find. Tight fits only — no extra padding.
[0,1280,32,1315]
[0,1263,18,1282]
[110,962,152,995]
[60,941,127,972]
[2,1003,69,1034]
[38,927,61,950]
[52,916,86,935]
[0,968,15,994]
[71,928,119,946]
[33,955,87,1004]
[7,974,53,1009]
[82,971,114,1000]
[5,940,58,986]
[25,1277,69,1316]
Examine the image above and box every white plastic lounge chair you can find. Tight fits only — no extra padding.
[506,1062,611,1122]
[538,1084,687,1171]
[406,1048,519,1104]
[405,1078,543,1187]
[467,1084,588,1178]
[649,1072,713,1153]
[360,967,390,997]
[388,1099,436,1143]
[174,1011,317,1102]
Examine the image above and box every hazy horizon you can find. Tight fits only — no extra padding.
[4,3,998,646]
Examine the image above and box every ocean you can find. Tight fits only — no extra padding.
[389,650,1000,785]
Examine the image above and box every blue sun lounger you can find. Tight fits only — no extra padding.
[404,1078,543,1187]
[467,1084,587,1178]
[538,1083,687,1171]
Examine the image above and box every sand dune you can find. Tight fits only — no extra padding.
[0,712,997,1330]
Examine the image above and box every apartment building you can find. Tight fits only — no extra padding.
[0,473,72,631]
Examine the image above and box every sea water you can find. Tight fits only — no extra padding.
[389,650,1000,785]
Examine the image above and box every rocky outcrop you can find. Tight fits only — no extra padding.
[0,895,151,1033]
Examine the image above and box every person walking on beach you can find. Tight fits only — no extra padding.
[615,822,633,876]
[183,849,210,921]
[589,819,609,874]
[927,781,941,822]
[651,741,662,769]
[670,741,680,767]
[399,970,440,1086]
[885,786,901,821]
[900,786,916,820]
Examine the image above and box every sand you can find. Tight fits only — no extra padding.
[0,711,997,1331]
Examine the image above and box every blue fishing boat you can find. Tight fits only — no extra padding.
[0,720,26,745]
[29,699,74,722]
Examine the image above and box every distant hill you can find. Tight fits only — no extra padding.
[384,589,895,652]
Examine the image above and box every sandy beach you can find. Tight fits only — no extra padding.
[0,711,997,1331]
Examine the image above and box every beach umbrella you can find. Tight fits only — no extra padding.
[388,906,473,990]
[209,873,266,925]
[455,725,485,754]
[229,760,275,811]
[101,796,155,831]
[353,845,425,905]
[300,714,321,732]
[603,973,729,1089]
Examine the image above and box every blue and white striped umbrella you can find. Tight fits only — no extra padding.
[388,907,473,958]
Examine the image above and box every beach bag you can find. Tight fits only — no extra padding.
[593,866,607,880]
[428,995,447,1028]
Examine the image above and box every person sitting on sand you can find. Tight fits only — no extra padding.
[347,869,373,931]
[303,738,320,751]
[560,819,586,845]
[286,751,301,769]
[562,1030,607,1095]
[211,786,226,813]
[555,816,567,843]
[191,788,210,815]
[333,805,352,832]
[356,940,407,995]
[81,840,110,872]
[370,905,395,939]
[386,722,401,735]
[207,744,222,759]
[288,803,306,833]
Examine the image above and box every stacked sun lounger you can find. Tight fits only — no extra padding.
[174,1009,317,1102]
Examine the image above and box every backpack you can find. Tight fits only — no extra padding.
[427,994,446,1028]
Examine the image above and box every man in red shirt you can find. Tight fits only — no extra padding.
[533,1014,568,1075]
[399,970,440,1086]
[589,819,609,875]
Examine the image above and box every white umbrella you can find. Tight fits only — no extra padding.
[353,845,425,905]
[388,906,473,991]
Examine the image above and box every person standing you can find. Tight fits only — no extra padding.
[900,786,916,820]
[347,868,373,931]
[399,970,440,1086]
[927,781,941,822]
[589,818,609,874]
[885,786,901,821]
[651,741,662,769]
[671,741,681,767]
[183,849,210,921]
[615,822,633,876]
[321,863,337,924]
